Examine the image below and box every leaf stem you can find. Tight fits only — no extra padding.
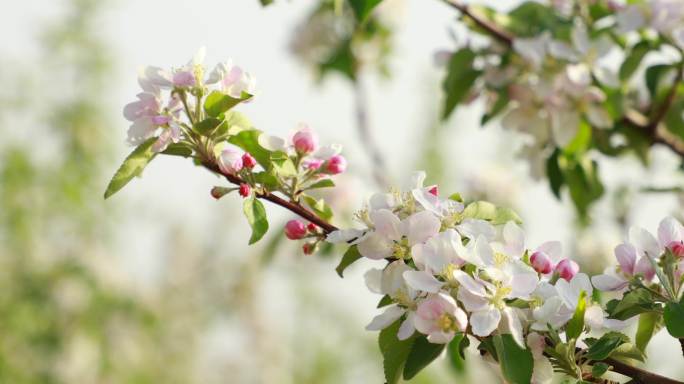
[440,0,514,46]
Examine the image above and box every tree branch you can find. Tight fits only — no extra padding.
[441,0,513,46]
[602,356,683,384]
[202,161,339,234]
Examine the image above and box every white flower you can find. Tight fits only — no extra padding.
[403,229,467,293]
[365,260,419,340]
[592,243,655,291]
[356,209,441,260]
[410,171,464,217]
[414,293,468,344]
[454,260,537,347]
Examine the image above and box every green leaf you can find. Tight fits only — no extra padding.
[335,245,362,278]
[271,156,297,178]
[403,336,446,380]
[306,179,335,190]
[161,143,193,157]
[104,138,157,199]
[664,301,684,338]
[609,342,646,362]
[347,0,383,22]
[546,149,564,200]
[462,201,522,225]
[194,117,222,136]
[566,290,587,340]
[481,88,509,125]
[377,294,393,308]
[619,41,651,81]
[319,38,357,81]
[204,90,252,118]
[591,362,609,378]
[447,333,469,373]
[635,312,660,352]
[302,195,334,221]
[442,48,481,120]
[585,332,628,361]
[379,319,415,384]
[243,197,269,245]
[558,153,604,220]
[664,97,684,141]
[492,334,533,384]
[505,2,571,37]
[645,64,674,100]
[605,288,659,320]
[228,130,272,170]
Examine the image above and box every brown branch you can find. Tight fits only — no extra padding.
[441,0,513,46]
[602,356,683,384]
[202,161,339,234]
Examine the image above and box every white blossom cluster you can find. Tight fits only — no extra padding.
[328,171,626,383]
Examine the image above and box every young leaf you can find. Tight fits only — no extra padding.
[302,195,334,221]
[605,288,659,320]
[493,334,533,384]
[335,245,362,278]
[664,301,684,338]
[585,332,628,361]
[228,130,272,170]
[566,290,586,340]
[377,294,393,308]
[243,197,269,245]
[591,362,610,378]
[104,138,157,199]
[306,179,335,190]
[348,0,383,22]
[619,41,650,81]
[403,336,446,380]
[194,117,222,136]
[635,311,660,352]
[447,333,469,373]
[379,319,415,384]
[161,143,193,157]
[442,48,481,120]
[204,90,252,118]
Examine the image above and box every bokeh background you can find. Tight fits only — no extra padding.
[2,0,684,382]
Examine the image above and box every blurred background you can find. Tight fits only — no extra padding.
[1,0,684,382]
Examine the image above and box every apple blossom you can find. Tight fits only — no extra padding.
[530,251,554,274]
[238,183,251,198]
[292,124,318,154]
[414,293,468,344]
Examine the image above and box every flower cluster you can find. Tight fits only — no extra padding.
[328,171,628,383]
[123,48,256,153]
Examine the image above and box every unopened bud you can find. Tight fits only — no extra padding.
[210,186,233,200]
[325,155,347,175]
[242,153,257,169]
[285,219,307,240]
[292,125,318,154]
[530,251,553,274]
[669,241,684,258]
[303,243,315,255]
[555,259,579,281]
[428,185,439,196]
[238,183,251,198]
[307,223,318,233]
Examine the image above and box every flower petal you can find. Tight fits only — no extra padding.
[470,308,501,337]
[630,226,662,258]
[403,271,443,293]
[366,305,405,331]
[357,232,393,260]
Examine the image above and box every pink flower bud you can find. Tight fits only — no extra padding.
[307,223,318,233]
[285,220,307,240]
[669,241,684,258]
[428,185,439,196]
[325,155,347,175]
[292,126,318,154]
[530,251,554,274]
[555,259,579,281]
[238,183,251,198]
[241,153,257,169]
[303,158,323,170]
[172,71,196,87]
[218,148,243,174]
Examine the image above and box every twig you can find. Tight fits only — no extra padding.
[441,0,513,46]
[353,76,391,188]
[202,161,338,234]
